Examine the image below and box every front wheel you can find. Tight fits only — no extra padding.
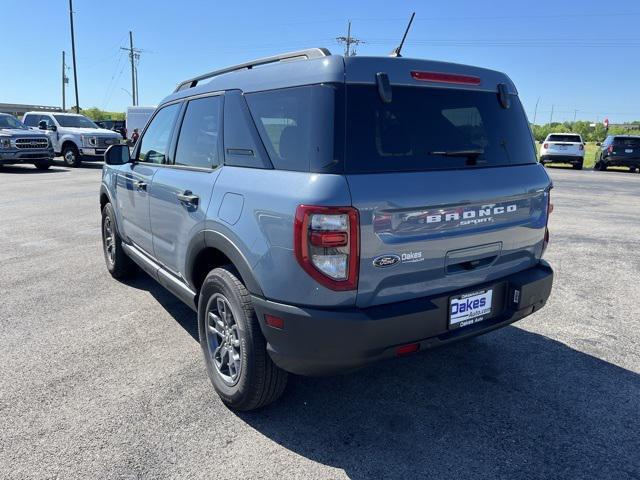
[62,144,81,167]
[101,203,136,279]
[34,159,51,170]
[198,266,288,411]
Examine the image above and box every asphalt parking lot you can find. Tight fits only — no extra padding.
[1,161,639,479]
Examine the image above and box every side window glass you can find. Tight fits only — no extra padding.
[23,115,36,127]
[223,91,272,169]
[45,116,56,128]
[174,96,222,169]
[138,103,181,164]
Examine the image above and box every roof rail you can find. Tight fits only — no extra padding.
[174,48,331,92]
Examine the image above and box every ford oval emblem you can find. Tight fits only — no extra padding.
[373,254,401,268]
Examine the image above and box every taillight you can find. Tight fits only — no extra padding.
[294,205,359,291]
[542,191,553,256]
[543,143,549,149]
[607,145,614,154]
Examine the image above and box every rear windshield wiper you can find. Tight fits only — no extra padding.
[428,149,484,157]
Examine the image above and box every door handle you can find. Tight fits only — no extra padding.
[134,180,147,191]
[177,191,199,206]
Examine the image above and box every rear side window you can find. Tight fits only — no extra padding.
[245,85,338,172]
[548,134,582,143]
[174,95,222,169]
[344,85,537,172]
[138,103,181,164]
[613,137,640,148]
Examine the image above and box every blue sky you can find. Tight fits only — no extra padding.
[3,0,640,123]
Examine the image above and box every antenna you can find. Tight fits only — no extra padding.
[389,12,415,57]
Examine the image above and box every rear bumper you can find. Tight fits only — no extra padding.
[252,261,553,376]
[603,155,640,167]
[540,154,583,164]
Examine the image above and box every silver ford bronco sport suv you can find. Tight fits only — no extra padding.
[100,48,554,411]
[0,113,53,170]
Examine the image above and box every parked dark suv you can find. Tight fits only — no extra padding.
[100,48,554,410]
[595,135,640,172]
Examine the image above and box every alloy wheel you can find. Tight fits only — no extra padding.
[206,294,242,385]
[103,216,115,266]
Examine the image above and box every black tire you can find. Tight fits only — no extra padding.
[62,143,81,167]
[198,266,288,411]
[596,159,607,171]
[101,203,136,279]
[573,162,583,170]
[34,159,51,170]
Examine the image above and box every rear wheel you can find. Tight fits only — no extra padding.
[62,144,81,167]
[198,266,288,411]
[573,161,583,170]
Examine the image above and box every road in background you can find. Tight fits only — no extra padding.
[0,162,638,479]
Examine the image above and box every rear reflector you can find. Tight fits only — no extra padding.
[411,70,481,86]
[265,314,284,330]
[396,343,420,356]
[310,231,348,248]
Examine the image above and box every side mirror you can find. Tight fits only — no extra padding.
[48,125,57,132]
[596,142,601,146]
[38,120,47,130]
[539,140,544,145]
[104,144,131,165]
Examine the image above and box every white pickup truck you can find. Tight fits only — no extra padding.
[22,111,122,167]
[538,133,585,170]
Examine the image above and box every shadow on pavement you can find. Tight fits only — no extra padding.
[52,159,104,169]
[126,272,640,479]
[0,164,67,174]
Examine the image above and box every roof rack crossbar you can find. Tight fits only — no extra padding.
[174,47,331,92]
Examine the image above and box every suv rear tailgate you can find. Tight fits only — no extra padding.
[347,164,551,307]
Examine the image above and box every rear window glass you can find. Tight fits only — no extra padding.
[547,135,582,143]
[613,137,640,147]
[245,85,339,172]
[344,85,536,172]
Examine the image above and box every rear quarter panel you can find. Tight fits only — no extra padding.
[206,166,356,307]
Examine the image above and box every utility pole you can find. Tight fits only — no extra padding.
[68,0,80,113]
[549,104,555,125]
[61,51,69,111]
[129,31,136,106]
[121,31,142,106]
[533,97,541,125]
[336,21,364,56]
[134,61,139,105]
[573,109,578,122]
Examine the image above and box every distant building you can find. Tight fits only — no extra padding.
[0,103,63,117]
